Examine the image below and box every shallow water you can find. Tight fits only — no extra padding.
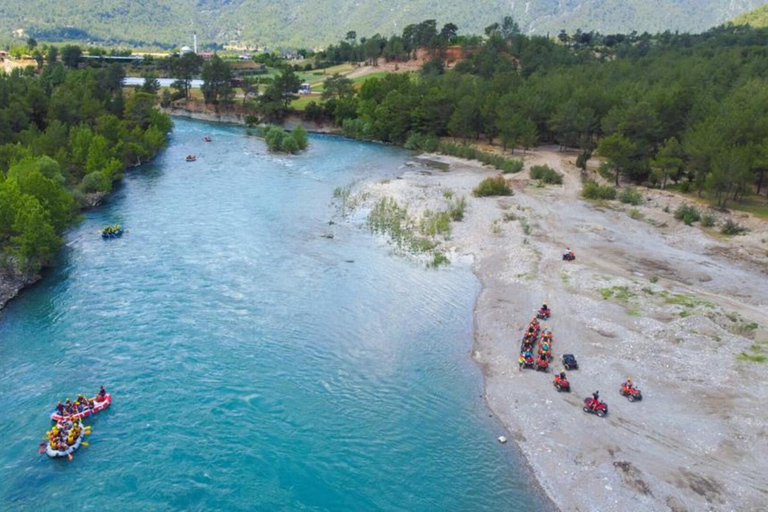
[0,119,548,511]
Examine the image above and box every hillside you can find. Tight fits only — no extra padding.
[2,0,768,48]
[734,3,768,27]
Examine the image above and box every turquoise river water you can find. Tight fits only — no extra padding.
[0,119,550,511]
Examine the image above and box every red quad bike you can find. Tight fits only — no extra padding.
[537,308,551,320]
[620,385,643,402]
[583,397,608,417]
[535,355,550,372]
[538,342,552,357]
[554,375,570,392]
[519,354,535,370]
[563,251,575,261]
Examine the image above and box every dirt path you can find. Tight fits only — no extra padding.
[351,148,768,511]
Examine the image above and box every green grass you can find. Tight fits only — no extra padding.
[738,352,767,363]
[473,176,512,197]
[599,285,634,301]
[290,95,323,110]
[663,293,713,308]
[350,71,392,84]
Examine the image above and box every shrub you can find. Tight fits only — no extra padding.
[674,204,701,225]
[582,180,616,200]
[448,196,467,221]
[619,187,643,205]
[259,124,309,154]
[437,142,523,173]
[530,165,563,184]
[721,219,748,236]
[473,176,512,197]
[428,252,450,268]
[680,182,691,193]
[701,213,717,227]
[404,132,440,152]
[629,208,642,219]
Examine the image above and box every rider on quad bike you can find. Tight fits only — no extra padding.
[554,370,570,391]
[583,391,608,416]
[563,247,575,261]
[620,378,643,401]
[537,303,551,320]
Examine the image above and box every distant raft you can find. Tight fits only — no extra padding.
[186,155,197,162]
[101,225,123,239]
[50,394,112,422]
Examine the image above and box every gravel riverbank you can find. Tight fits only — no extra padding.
[350,148,768,511]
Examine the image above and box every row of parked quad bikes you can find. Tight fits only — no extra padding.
[519,305,643,419]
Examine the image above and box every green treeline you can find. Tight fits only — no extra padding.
[309,21,768,207]
[0,63,171,271]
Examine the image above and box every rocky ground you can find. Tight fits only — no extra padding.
[346,147,768,511]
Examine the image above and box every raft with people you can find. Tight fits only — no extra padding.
[42,417,90,459]
[186,154,197,162]
[101,224,123,238]
[50,391,112,422]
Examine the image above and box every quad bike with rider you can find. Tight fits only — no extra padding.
[563,247,576,261]
[554,371,570,392]
[519,352,535,370]
[535,353,550,372]
[538,340,552,357]
[583,391,608,417]
[537,303,551,320]
[620,379,643,402]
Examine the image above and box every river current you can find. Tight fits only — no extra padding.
[0,119,548,511]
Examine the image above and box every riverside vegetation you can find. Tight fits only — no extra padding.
[300,20,768,212]
[0,62,171,273]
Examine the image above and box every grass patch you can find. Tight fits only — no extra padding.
[448,196,467,221]
[502,212,517,222]
[663,293,712,308]
[619,187,644,205]
[599,285,634,302]
[582,180,617,200]
[529,165,563,184]
[674,203,701,225]
[428,252,450,268]
[419,210,451,238]
[438,141,523,173]
[520,218,532,235]
[473,176,512,197]
[629,208,643,220]
[491,220,503,236]
[721,219,748,236]
[737,352,767,363]
[701,213,717,227]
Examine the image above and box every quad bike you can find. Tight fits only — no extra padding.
[537,308,551,320]
[620,384,643,402]
[535,355,550,372]
[554,374,570,392]
[563,251,575,261]
[538,342,552,357]
[583,397,608,417]
[561,354,578,370]
[519,354,535,370]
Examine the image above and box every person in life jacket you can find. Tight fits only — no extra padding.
[624,377,633,390]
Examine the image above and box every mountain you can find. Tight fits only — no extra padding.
[2,0,768,49]
[733,3,768,27]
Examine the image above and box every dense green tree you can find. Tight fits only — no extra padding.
[61,45,82,69]
[201,55,234,105]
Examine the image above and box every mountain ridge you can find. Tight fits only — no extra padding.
[3,0,768,48]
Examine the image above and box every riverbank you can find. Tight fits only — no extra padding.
[348,148,768,511]
[160,102,343,134]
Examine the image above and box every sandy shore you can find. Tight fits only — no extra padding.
[350,149,768,511]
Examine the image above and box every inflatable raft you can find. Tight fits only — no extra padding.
[101,229,123,239]
[51,394,112,422]
[46,426,84,458]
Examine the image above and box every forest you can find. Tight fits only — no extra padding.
[305,20,768,208]
[0,61,171,272]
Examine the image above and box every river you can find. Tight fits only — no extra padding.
[0,119,549,511]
